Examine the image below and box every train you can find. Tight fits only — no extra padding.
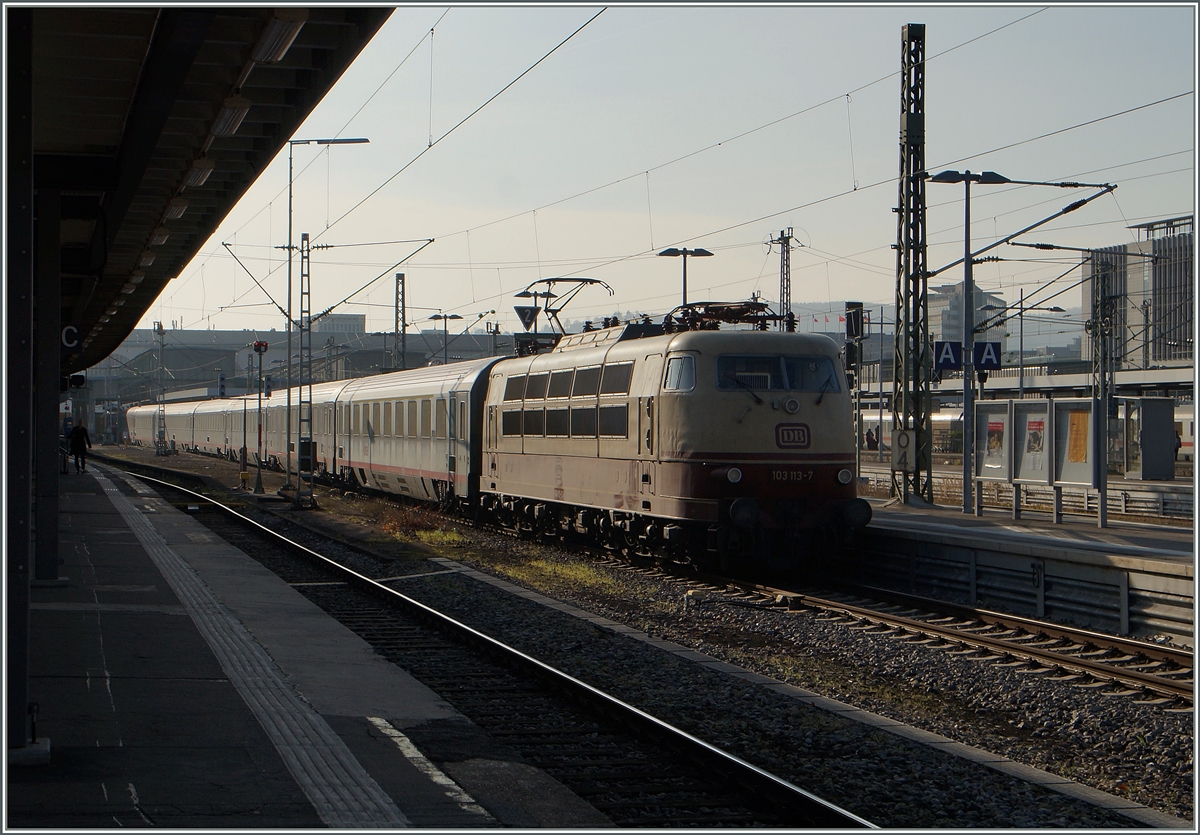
[127,317,873,573]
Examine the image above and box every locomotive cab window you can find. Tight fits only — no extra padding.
[717,355,839,392]
[663,355,695,391]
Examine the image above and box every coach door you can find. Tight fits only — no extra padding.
[638,353,664,495]
[447,392,460,482]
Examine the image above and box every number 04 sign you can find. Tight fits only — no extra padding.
[891,429,917,473]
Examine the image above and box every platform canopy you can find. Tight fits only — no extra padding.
[20,6,392,373]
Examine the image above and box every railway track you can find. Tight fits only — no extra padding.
[108,467,871,829]
[100,451,1195,711]
[713,580,1194,710]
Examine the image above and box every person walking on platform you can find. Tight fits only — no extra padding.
[69,423,92,473]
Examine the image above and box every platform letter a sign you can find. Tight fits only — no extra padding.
[934,341,962,371]
[973,341,1002,370]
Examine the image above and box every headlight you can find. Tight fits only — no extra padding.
[837,468,853,484]
[727,467,743,484]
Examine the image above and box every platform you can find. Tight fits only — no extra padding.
[866,496,1194,564]
[852,495,1194,646]
[5,463,611,828]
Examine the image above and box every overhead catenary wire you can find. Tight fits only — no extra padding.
[311,7,607,245]
[162,10,1189,333]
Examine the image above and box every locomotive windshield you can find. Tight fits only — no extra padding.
[716,355,839,392]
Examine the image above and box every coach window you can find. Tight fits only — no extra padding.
[599,362,633,395]
[545,407,569,436]
[663,355,695,391]
[524,373,549,400]
[570,405,597,437]
[436,398,448,439]
[572,366,601,397]
[523,407,544,436]
[408,401,418,437]
[503,375,527,401]
[394,401,402,436]
[353,404,361,435]
[383,402,392,436]
[501,409,522,436]
[371,403,381,437]
[547,369,573,398]
[459,401,467,440]
[421,399,432,438]
[598,404,628,437]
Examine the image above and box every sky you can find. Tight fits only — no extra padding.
[142,4,1197,348]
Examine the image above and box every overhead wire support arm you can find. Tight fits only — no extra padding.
[308,238,435,327]
[926,183,1116,278]
[221,242,291,323]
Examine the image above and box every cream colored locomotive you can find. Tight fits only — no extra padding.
[128,319,870,572]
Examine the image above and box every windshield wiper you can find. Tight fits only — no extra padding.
[814,375,834,405]
[725,375,763,405]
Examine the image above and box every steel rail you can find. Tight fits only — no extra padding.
[734,582,1193,703]
[118,467,875,829]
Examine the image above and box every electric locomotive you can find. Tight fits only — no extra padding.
[481,318,870,572]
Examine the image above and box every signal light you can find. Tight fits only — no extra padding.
[264,375,272,398]
[253,340,268,354]
[218,373,226,397]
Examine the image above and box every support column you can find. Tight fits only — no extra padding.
[35,188,62,582]
[7,6,34,750]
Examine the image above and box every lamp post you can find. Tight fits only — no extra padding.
[657,247,714,307]
[429,313,463,365]
[285,136,368,487]
[929,171,1012,514]
[252,340,268,494]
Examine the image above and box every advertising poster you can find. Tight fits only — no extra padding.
[1068,411,1089,463]
[1025,418,1045,470]
[985,420,1005,467]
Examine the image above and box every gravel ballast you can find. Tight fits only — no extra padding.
[100,450,1194,828]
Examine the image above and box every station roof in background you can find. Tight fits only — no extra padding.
[31,6,392,374]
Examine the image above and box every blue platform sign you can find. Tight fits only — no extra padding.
[973,341,1003,370]
[934,341,962,371]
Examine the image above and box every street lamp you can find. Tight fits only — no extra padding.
[285,136,369,487]
[980,294,1064,398]
[429,313,463,365]
[928,169,1109,515]
[657,247,713,307]
[928,171,1012,515]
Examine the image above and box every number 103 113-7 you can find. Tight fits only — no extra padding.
[771,470,814,481]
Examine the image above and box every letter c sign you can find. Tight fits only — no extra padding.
[61,325,82,354]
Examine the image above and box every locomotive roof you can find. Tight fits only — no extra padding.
[551,320,840,355]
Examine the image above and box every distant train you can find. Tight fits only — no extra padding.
[128,319,872,572]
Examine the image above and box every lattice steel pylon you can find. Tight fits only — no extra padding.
[154,320,169,455]
[770,228,797,331]
[294,232,317,509]
[891,23,933,503]
[394,271,406,370]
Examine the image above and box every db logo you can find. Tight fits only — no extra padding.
[775,423,810,449]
